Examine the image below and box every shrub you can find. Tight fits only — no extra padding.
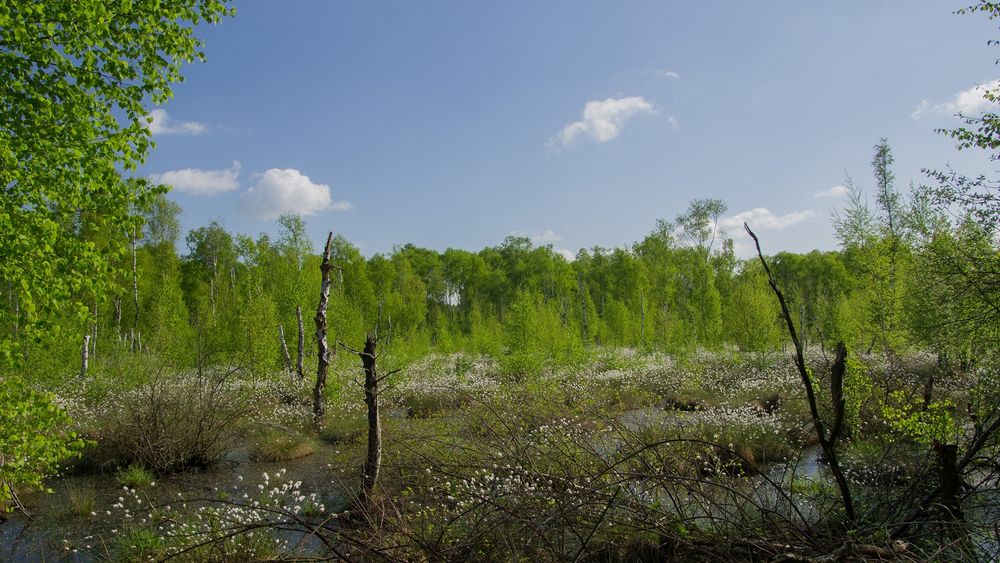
[101,370,248,473]
[0,377,84,511]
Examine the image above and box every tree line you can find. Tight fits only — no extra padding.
[8,138,995,383]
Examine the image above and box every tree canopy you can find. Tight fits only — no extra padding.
[0,0,233,362]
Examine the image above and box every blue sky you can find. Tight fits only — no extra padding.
[141,1,997,258]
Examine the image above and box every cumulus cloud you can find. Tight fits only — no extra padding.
[555,248,576,261]
[550,96,655,147]
[149,161,241,195]
[813,185,849,198]
[512,229,562,245]
[911,79,1000,119]
[656,69,681,80]
[511,229,575,260]
[242,168,352,220]
[147,109,207,135]
[719,208,816,235]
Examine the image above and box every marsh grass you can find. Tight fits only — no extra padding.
[115,464,154,488]
[319,414,367,443]
[61,479,97,518]
[114,525,166,562]
[249,428,317,462]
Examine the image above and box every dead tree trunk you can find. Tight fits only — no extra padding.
[313,233,334,420]
[296,305,305,379]
[936,442,964,521]
[279,324,293,374]
[921,369,935,412]
[830,342,848,442]
[81,334,90,377]
[360,333,381,501]
[746,223,856,525]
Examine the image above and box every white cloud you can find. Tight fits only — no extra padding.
[911,79,1000,119]
[667,116,681,130]
[813,185,849,198]
[719,207,816,235]
[510,229,575,260]
[731,241,753,259]
[555,248,576,261]
[657,69,681,80]
[149,161,241,195]
[242,168,352,220]
[550,96,655,146]
[147,109,207,135]
[512,229,562,245]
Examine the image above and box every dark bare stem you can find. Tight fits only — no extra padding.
[359,333,381,503]
[745,222,856,525]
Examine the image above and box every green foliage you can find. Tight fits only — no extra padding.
[0,0,234,361]
[882,391,962,446]
[501,290,543,378]
[833,141,913,354]
[843,355,876,434]
[723,264,781,353]
[0,377,84,509]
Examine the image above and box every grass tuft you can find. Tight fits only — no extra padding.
[249,428,317,462]
[63,480,97,517]
[116,464,154,488]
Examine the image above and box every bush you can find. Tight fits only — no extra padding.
[101,370,249,473]
[0,377,84,511]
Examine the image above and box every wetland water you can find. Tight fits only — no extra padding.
[0,441,348,561]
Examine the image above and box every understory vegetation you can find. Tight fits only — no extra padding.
[3,0,1000,561]
[14,349,998,560]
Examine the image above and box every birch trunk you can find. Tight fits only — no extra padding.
[279,324,292,374]
[81,334,90,377]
